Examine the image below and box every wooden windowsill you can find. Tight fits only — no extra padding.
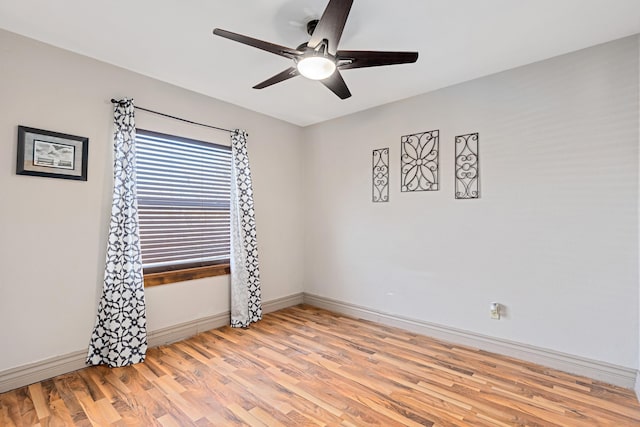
[144,263,230,287]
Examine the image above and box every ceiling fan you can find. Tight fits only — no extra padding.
[213,0,418,100]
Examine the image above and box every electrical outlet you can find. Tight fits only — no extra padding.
[490,302,500,320]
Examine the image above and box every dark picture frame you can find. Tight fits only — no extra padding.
[17,126,88,181]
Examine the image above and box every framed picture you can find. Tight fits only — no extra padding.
[17,126,88,181]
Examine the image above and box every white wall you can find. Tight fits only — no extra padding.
[1,26,639,381]
[303,36,640,369]
[637,35,640,398]
[0,29,304,372]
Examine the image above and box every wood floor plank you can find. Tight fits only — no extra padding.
[157,413,182,427]
[14,387,39,426]
[0,390,22,427]
[27,383,50,421]
[38,379,76,427]
[2,305,640,426]
[50,376,91,427]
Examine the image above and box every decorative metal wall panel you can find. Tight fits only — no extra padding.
[455,132,480,199]
[372,148,389,202]
[401,130,439,192]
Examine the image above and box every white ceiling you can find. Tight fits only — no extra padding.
[1,0,639,126]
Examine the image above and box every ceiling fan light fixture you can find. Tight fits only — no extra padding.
[296,55,336,80]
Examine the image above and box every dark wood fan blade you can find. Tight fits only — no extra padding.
[307,0,353,55]
[253,67,299,89]
[320,70,351,99]
[337,50,419,70]
[213,28,302,59]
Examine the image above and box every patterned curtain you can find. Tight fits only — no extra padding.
[230,130,262,328]
[87,99,147,366]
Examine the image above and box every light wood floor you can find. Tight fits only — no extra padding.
[1,305,639,426]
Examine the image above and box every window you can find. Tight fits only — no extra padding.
[135,129,232,286]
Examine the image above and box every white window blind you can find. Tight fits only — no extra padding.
[135,129,231,272]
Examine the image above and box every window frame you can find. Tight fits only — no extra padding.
[143,263,231,287]
[135,128,232,287]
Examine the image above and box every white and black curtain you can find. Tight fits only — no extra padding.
[230,130,263,328]
[87,99,147,366]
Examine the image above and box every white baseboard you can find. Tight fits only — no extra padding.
[0,292,304,393]
[302,293,637,389]
[0,350,87,394]
[147,311,230,348]
[635,371,640,400]
[149,292,304,347]
[262,292,305,314]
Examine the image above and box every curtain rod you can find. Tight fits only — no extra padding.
[110,99,233,134]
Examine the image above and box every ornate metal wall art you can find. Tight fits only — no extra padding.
[455,132,480,199]
[372,148,389,202]
[401,130,439,192]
